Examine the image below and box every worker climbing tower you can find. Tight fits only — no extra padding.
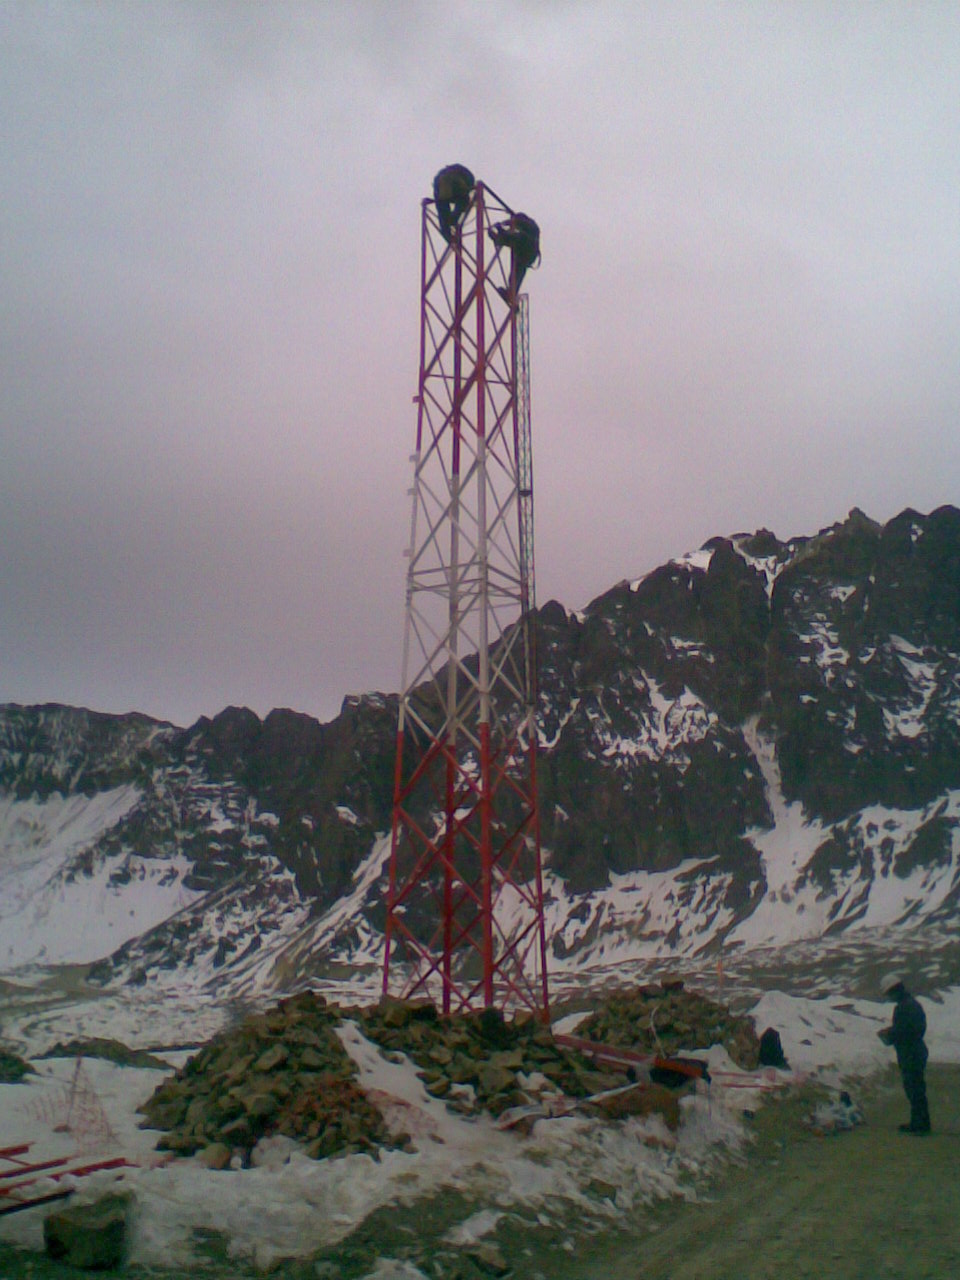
[382,175,550,1018]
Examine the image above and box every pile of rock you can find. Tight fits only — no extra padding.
[574,980,760,1069]
[138,991,396,1165]
[139,984,754,1168]
[354,999,623,1117]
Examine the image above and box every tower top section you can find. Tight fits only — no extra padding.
[430,163,541,307]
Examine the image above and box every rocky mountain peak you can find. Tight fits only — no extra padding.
[1,504,958,993]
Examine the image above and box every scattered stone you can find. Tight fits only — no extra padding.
[250,1133,300,1169]
[43,1191,133,1270]
[139,984,759,1168]
[194,1142,233,1170]
[255,1043,289,1073]
[356,999,601,1117]
[466,1240,510,1275]
[477,1064,516,1096]
[298,1047,326,1070]
[244,1089,280,1122]
[589,1081,681,1130]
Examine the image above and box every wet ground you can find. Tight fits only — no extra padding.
[562,1065,960,1280]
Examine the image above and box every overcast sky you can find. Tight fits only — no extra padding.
[2,1,959,728]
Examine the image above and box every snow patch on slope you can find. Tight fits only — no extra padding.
[731,537,792,597]
[731,721,960,949]
[544,861,736,972]
[730,720,829,947]
[883,634,939,740]
[232,835,393,997]
[588,675,717,773]
[0,787,200,967]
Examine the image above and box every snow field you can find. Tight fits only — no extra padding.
[4,981,959,1272]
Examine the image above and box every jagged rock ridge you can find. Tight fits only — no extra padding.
[1,505,958,990]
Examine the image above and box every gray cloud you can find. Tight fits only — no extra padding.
[2,1,959,726]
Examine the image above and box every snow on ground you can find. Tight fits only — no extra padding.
[0,976,231,1060]
[224,836,394,1000]
[924,985,960,1062]
[3,968,958,1274]
[748,991,889,1082]
[672,547,715,574]
[0,1021,741,1272]
[2,758,959,1273]
[730,718,830,947]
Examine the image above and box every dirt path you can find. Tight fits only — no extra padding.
[569,1065,960,1280]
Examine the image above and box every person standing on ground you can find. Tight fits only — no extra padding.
[878,973,931,1134]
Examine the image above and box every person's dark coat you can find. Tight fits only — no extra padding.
[882,985,930,1133]
[433,164,475,242]
[489,213,541,294]
[888,989,928,1068]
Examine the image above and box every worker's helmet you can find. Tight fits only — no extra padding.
[881,973,904,995]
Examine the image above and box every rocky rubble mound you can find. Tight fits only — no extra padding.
[575,981,761,1069]
[354,998,624,1117]
[139,987,747,1169]
[138,992,397,1165]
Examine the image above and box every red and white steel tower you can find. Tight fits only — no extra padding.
[382,179,550,1018]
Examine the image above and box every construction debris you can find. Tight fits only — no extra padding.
[805,1090,864,1136]
[0,1146,133,1218]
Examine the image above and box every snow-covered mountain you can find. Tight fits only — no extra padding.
[2,505,958,1000]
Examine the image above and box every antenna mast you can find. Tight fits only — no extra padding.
[382,178,549,1018]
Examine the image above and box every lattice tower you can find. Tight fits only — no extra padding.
[382,180,549,1018]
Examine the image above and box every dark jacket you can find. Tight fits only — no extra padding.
[888,990,928,1067]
